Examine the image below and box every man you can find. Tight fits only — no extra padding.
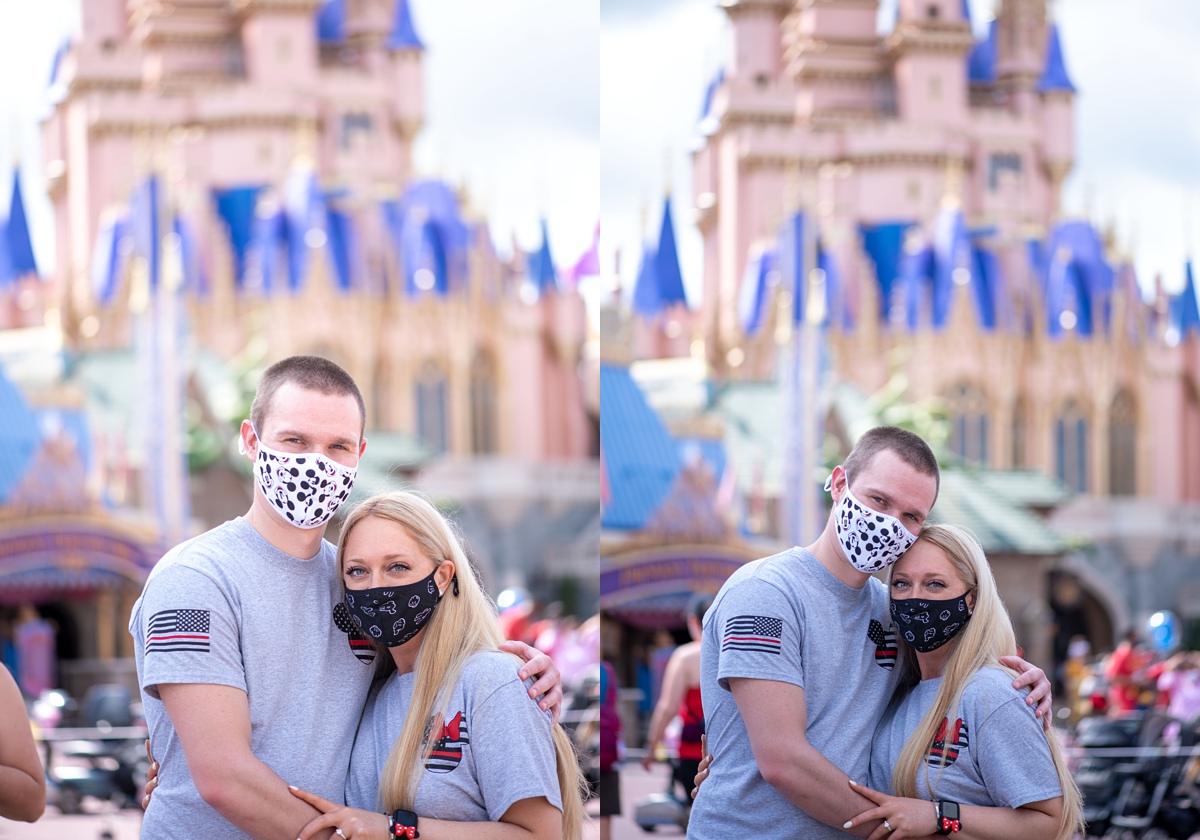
[131,356,561,839]
[687,426,1050,838]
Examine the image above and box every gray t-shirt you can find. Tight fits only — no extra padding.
[131,517,377,839]
[345,650,562,821]
[687,547,900,839]
[867,667,1062,808]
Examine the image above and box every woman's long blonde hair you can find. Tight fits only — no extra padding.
[888,524,1082,840]
[337,491,587,840]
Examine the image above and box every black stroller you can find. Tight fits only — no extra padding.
[1076,712,1200,839]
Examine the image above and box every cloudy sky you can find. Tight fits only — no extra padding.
[0,0,600,279]
[601,0,1200,302]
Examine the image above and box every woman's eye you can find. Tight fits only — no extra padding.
[388,564,409,573]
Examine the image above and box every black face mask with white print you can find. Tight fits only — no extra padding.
[344,569,455,648]
[890,593,973,653]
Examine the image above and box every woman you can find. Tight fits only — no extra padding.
[641,592,712,803]
[843,524,1083,840]
[289,491,587,839]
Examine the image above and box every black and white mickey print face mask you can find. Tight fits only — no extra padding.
[344,569,445,648]
[826,477,918,573]
[890,592,973,652]
[251,426,357,530]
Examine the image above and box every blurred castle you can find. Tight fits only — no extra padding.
[0,0,599,697]
[603,0,1200,680]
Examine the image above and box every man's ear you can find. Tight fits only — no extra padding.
[239,420,257,459]
[829,465,848,503]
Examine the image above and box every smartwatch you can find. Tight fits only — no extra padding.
[935,800,961,835]
[388,809,420,839]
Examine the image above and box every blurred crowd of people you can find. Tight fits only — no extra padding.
[494,587,601,693]
[1063,631,1200,727]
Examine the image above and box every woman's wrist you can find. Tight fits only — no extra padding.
[387,809,420,838]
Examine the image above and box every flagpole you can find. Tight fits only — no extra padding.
[780,167,826,549]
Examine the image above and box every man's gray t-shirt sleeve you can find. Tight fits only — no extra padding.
[973,692,1062,808]
[137,564,244,700]
[714,577,803,691]
[469,667,563,821]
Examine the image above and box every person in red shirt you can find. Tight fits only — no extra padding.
[1105,630,1147,715]
[642,592,714,804]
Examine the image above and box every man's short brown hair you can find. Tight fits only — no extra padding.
[250,355,366,438]
[842,425,940,497]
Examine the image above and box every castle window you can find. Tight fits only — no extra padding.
[1011,396,1028,468]
[341,113,373,151]
[416,362,447,454]
[1055,400,1089,493]
[470,350,498,455]
[988,153,1023,190]
[1109,389,1136,496]
[946,382,989,465]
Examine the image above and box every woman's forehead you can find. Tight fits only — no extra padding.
[895,539,956,574]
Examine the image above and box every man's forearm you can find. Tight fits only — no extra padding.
[0,764,45,822]
[195,752,334,840]
[756,742,882,838]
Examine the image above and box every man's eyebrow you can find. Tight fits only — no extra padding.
[275,429,358,447]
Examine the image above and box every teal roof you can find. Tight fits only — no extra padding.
[930,470,1067,555]
[345,431,433,506]
[974,469,1073,510]
[716,382,785,496]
